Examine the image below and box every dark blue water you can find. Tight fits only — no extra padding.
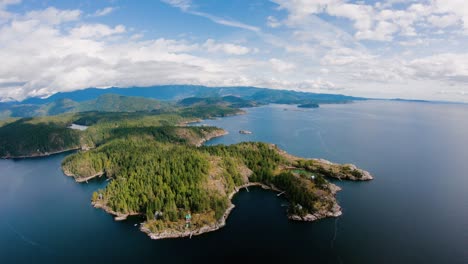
[1,101,467,263]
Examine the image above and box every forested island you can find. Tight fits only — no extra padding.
[0,93,373,240]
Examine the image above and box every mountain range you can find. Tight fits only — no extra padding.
[0,85,364,119]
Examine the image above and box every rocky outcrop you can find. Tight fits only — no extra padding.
[63,170,104,183]
[141,203,235,240]
[290,199,342,222]
[92,201,140,221]
[275,145,374,182]
[194,129,228,147]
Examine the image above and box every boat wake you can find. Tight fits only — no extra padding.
[7,222,39,247]
[331,217,339,248]
[331,216,344,264]
[7,222,56,255]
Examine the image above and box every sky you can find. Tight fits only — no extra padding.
[0,0,468,102]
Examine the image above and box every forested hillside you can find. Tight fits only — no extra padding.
[0,104,240,158]
[0,117,82,158]
[0,94,172,119]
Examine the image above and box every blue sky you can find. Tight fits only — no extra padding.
[0,0,468,102]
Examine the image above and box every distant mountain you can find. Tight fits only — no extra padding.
[20,85,364,105]
[0,94,170,119]
[21,85,210,104]
[178,96,257,108]
[78,94,170,112]
[248,89,357,104]
[40,98,80,116]
[0,85,366,120]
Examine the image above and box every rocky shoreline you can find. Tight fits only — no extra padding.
[63,141,373,240]
[276,147,374,181]
[194,129,229,147]
[74,143,372,240]
[289,183,342,221]
[59,121,373,241]
[1,147,81,159]
[93,201,140,221]
[140,182,279,240]
[63,170,104,183]
[139,181,348,240]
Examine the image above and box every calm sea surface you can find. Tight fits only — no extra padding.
[1,101,467,263]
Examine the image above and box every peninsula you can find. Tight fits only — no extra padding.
[63,138,372,240]
[0,94,373,240]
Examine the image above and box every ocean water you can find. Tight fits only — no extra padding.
[0,101,467,263]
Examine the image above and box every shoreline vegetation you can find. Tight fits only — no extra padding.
[0,99,374,240]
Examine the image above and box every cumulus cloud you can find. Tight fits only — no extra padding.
[270,0,468,41]
[24,7,81,25]
[70,24,126,39]
[0,6,291,100]
[202,39,250,55]
[269,58,296,72]
[433,0,468,32]
[407,53,468,83]
[427,14,460,28]
[1,2,468,102]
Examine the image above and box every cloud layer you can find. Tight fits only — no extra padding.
[0,0,467,102]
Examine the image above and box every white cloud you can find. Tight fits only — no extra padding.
[433,0,468,32]
[161,0,260,32]
[25,7,81,25]
[202,39,250,55]
[407,53,468,83]
[93,7,116,17]
[161,0,191,11]
[70,24,126,39]
[267,16,281,28]
[130,33,143,40]
[0,7,269,100]
[269,58,296,72]
[427,14,460,28]
[1,3,468,103]
[355,20,399,41]
[270,0,468,40]
[187,10,260,32]
[0,0,21,7]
